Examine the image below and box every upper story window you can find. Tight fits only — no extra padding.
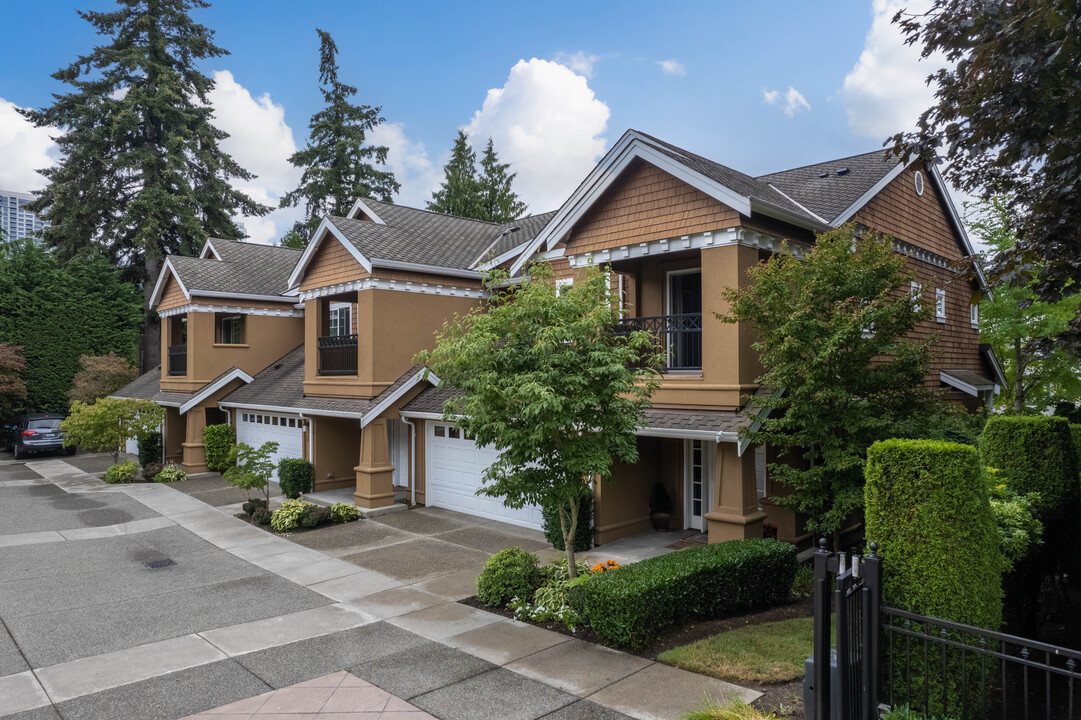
[970,302,979,329]
[910,281,923,312]
[328,303,352,337]
[216,313,245,344]
[555,276,573,297]
[935,289,947,323]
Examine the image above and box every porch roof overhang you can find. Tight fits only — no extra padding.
[941,369,999,397]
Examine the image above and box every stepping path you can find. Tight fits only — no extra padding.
[0,455,759,720]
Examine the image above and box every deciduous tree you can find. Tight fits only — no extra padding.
[68,352,139,406]
[61,397,164,463]
[417,263,661,577]
[720,226,937,545]
[280,29,398,242]
[0,344,28,419]
[224,441,279,504]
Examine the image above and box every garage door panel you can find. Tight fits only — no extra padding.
[427,424,542,530]
[236,412,304,482]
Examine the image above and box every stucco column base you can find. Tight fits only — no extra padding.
[705,509,768,543]
[180,441,209,474]
[353,464,396,509]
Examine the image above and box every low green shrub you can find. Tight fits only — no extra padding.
[252,507,272,525]
[986,469,1043,571]
[153,463,186,483]
[541,494,593,552]
[278,458,314,499]
[880,705,957,720]
[979,415,1078,520]
[141,462,163,482]
[300,506,332,528]
[571,539,797,650]
[137,431,161,467]
[509,558,595,629]
[270,498,313,532]
[202,424,236,472]
[476,547,545,607]
[242,498,268,516]
[1071,424,1081,477]
[790,563,814,598]
[331,502,360,523]
[104,461,140,484]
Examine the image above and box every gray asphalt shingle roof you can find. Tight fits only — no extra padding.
[756,149,899,224]
[168,239,302,299]
[112,367,195,407]
[941,369,997,391]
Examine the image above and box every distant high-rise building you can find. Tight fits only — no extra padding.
[1,190,48,241]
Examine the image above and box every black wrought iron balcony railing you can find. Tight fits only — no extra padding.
[167,344,187,376]
[317,334,358,376]
[614,313,702,371]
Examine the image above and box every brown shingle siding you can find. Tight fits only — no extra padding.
[855,166,962,260]
[300,238,370,291]
[158,274,188,311]
[904,256,983,386]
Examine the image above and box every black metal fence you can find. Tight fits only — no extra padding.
[613,313,702,370]
[811,540,1081,720]
[167,344,186,376]
[317,334,358,375]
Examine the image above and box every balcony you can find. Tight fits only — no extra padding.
[318,334,358,376]
[167,344,187,376]
[615,313,702,371]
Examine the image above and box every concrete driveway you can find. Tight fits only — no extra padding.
[0,452,755,720]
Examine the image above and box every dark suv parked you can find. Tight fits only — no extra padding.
[3,413,75,460]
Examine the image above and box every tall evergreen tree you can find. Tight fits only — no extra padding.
[476,138,527,223]
[20,0,270,369]
[281,29,399,242]
[427,130,481,218]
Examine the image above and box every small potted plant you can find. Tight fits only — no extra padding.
[649,482,673,531]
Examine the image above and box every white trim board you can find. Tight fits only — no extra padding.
[178,368,254,415]
[563,227,809,270]
[149,259,191,307]
[346,198,388,225]
[360,369,441,428]
[298,277,487,301]
[158,304,304,319]
[940,371,997,398]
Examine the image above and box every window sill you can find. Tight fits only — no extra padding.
[213,343,250,348]
[935,317,947,324]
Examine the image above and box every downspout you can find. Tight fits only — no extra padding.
[298,412,314,465]
[401,416,417,505]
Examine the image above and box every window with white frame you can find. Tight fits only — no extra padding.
[970,303,979,329]
[216,313,244,344]
[555,276,573,297]
[328,303,352,337]
[935,288,946,322]
[910,281,923,312]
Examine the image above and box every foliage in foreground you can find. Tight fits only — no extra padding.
[0,343,28,418]
[719,225,936,542]
[153,464,186,483]
[660,616,814,685]
[104,461,141,485]
[278,458,314,499]
[62,397,164,464]
[476,546,545,608]
[680,698,779,720]
[223,441,279,504]
[268,499,355,533]
[202,424,236,472]
[978,415,1078,522]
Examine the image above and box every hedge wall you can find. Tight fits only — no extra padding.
[866,439,1002,630]
[203,424,236,472]
[979,415,1078,519]
[1072,425,1081,479]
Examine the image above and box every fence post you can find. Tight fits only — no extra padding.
[862,542,882,719]
[813,537,833,720]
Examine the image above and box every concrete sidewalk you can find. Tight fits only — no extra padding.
[0,454,757,720]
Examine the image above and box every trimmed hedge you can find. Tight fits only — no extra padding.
[476,547,545,607]
[570,538,797,650]
[104,461,140,484]
[138,431,161,467]
[979,415,1078,519]
[542,494,593,552]
[1071,424,1081,478]
[203,424,236,472]
[278,458,314,499]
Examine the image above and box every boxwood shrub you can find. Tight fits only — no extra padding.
[278,458,314,499]
[541,494,593,552]
[571,538,797,650]
[104,461,141,484]
[476,546,545,607]
[203,423,236,472]
[979,415,1078,520]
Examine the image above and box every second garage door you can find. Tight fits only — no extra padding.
[426,422,543,530]
[236,411,304,482]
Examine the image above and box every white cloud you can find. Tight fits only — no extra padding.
[207,70,302,244]
[762,86,811,116]
[553,51,600,79]
[762,89,780,105]
[0,98,59,192]
[463,58,610,212]
[369,122,442,210]
[657,59,686,77]
[841,0,948,139]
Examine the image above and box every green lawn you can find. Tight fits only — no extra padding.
[658,616,815,685]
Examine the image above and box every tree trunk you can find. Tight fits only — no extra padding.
[141,256,162,372]
[559,499,580,579]
[1014,337,1025,414]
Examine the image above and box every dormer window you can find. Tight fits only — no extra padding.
[216,313,245,344]
[328,303,352,337]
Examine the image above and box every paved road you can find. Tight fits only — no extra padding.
[0,453,754,720]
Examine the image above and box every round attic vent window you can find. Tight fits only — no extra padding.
[914,170,925,196]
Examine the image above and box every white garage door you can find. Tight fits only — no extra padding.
[426,422,543,530]
[236,411,304,481]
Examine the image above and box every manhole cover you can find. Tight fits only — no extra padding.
[144,558,175,569]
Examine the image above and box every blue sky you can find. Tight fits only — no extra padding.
[0,0,946,243]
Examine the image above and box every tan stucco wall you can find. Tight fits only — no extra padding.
[164,407,184,463]
[595,436,682,545]
[312,416,359,492]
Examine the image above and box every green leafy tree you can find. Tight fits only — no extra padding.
[969,197,1081,414]
[427,130,481,218]
[278,229,307,250]
[280,29,398,242]
[67,353,139,406]
[0,239,142,411]
[0,344,28,419]
[720,226,937,545]
[476,138,528,223]
[20,0,270,368]
[61,397,164,463]
[889,0,1081,353]
[223,441,279,504]
[417,263,661,577]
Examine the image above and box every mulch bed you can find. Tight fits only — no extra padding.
[460,593,813,717]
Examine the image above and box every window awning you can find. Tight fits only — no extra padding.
[941,369,999,397]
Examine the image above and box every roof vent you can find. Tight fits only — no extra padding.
[818,172,829,179]
[836,168,850,176]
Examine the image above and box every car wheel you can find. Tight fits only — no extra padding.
[66,446,77,456]
[13,445,25,460]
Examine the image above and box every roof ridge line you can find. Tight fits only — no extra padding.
[756,148,895,179]
[364,198,504,227]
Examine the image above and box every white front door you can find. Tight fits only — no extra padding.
[235,411,304,482]
[684,439,711,530]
